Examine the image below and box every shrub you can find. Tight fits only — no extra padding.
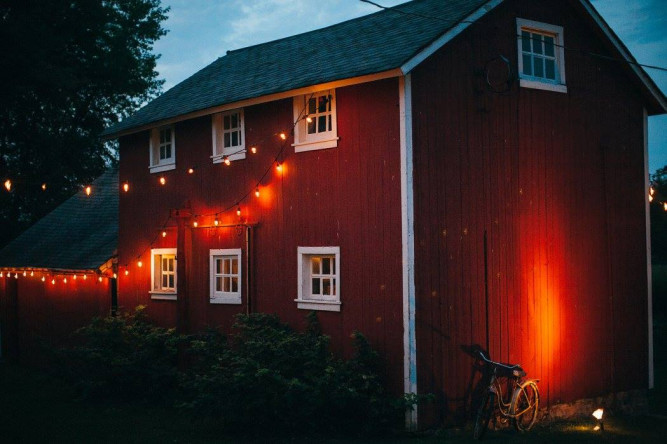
[54,306,180,403]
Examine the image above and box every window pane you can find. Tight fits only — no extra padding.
[545,59,556,80]
[224,277,230,292]
[231,131,238,146]
[522,54,532,76]
[160,146,166,159]
[332,279,336,295]
[311,257,320,274]
[231,258,238,274]
[216,258,222,274]
[533,34,543,54]
[312,278,320,295]
[231,113,238,128]
[231,277,238,292]
[533,56,544,77]
[162,257,168,271]
[169,258,174,272]
[322,257,330,275]
[224,115,230,130]
[317,96,327,113]
[308,98,316,114]
[224,259,230,274]
[162,275,168,288]
[521,31,531,52]
[323,279,331,295]
[165,145,171,159]
[544,36,555,57]
[216,276,222,292]
[307,119,316,134]
[318,116,327,133]
[168,275,174,288]
[224,132,230,148]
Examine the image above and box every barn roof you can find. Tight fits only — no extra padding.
[102,0,666,138]
[0,169,118,271]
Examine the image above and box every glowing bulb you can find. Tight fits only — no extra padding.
[162,230,167,237]
[306,116,313,123]
[113,273,117,279]
[650,186,656,196]
[250,147,257,154]
[649,194,654,202]
[123,182,129,192]
[41,183,47,191]
[224,156,231,166]
[85,186,91,196]
[63,277,67,283]
[0,272,3,277]
[125,269,129,276]
[137,260,143,268]
[159,176,166,185]
[279,132,286,140]
[193,219,198,228]
[14,273,18,279]
[664,202,667,212]
[41,276,45,282]
[236,206,241,217]
[276,162,282,172]
[4,179,11,191]
[73,274,77,280]
[51,279,56,285]
[30,271,34,277]
[214,218,219,226]
[22,271,26,277]
[98,276,103,282]
[255,187,260,198]
[83,274,87,280]
[188,167,194,174]
[592,408,603,420]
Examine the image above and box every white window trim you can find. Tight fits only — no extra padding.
[516,18,567,94]
[149,126,176,173]
[150,248,177,300]
[209,248,242,305]
[292,90,338,153]
[295,246,341,312]
[212,109,246,164]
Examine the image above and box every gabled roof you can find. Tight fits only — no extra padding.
[102,0,666,138]
[0,169,118,271]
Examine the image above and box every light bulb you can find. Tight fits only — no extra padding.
[649,194,654,202]
[22,271,26,277]
[51,279,56,285]
[159,176,166,185]
[255,187,260,198]
[125,269,129,276]
[188,168,194,174]
[41,183,47,191]
[306,116,313,123]
[98,276,103,282]
[85,186,91,196]
[83,274,87,280]
[214,218,219,226]
[113,273,117,279]
[162,230,167,237]
[0,272,3,277]
[236,206,241,217]
[73,274,77,280]
[63,277,67,283]
[251,147,257,154]
[4,179,11,192]
[276,162,282,172]
[224,156,231,166]
[41,276,45,282]
[279,132,286,140]
[664,202,667,212]
[137,260,143,267]
[123,182,129,192]
[30,271,34,277]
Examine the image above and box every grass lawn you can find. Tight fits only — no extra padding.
[1,314,666,443]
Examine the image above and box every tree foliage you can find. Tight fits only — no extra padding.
[0,0,168,247]
[651,165,667,264]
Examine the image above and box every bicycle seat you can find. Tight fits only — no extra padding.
[477,351,526,377]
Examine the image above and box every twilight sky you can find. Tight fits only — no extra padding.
[152,0,667,173]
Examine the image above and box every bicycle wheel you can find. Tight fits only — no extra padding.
[510,381,539,432]
[473,392,495,440]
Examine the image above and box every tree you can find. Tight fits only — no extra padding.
[651,166,667,264]
[0,0,168,247]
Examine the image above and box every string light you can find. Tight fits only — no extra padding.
[85,186,92,196]
[276,162,282,172]
[41,183,47,191]
[279,132,286,140]
[236,205,242,217]
[14,273,18,279]
[0,272,3,277]
[162,230,167,237]
[188,167,194,174]
[30,271,34,277]
[113,273,117,279]
[159,176,166,185]
[649,194,654,202]
[123,182,130,192]
[306,116,313,123]
[41,276,45,282]
[83,274,87,281]
[193,217,198,228]
[214,216,219,226]
[251,147,257,154]
[73,274,77,280]
[22,271,26,277]
[125,269,130,276]
[4,179,12,192]
[63,277,67,283]
[223,156,231,166]
[98,276,103,282]
[137,260,143,268]
[664,202,667,212]
[51,278,56,285]
[255,187,260,198]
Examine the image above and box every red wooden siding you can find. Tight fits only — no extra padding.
[0,275,110,364]
[411,0,649,425]
[118,78,405,393]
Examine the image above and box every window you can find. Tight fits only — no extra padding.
[517,19,567,93]
[150,248,177,300]
[210,249,242,304]
[295,246,341,311]
[149,126,176,173]
[292,90,338,152]
[212,109,245,163]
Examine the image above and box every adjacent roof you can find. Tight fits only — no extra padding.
[0,169,118,271]
[102,0,666,138]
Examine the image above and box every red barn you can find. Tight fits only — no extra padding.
[102,0,664,427]
[0,170,117,364]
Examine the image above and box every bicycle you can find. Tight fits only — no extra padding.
[473,350,540,439]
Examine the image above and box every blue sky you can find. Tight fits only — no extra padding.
[152,0,666,172]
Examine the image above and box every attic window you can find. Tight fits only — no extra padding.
[212,109,245,163]
[517,18,567,93]
[149,126,176,173]
[293,90,338,152]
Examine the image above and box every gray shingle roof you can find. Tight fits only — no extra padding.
[0,169,118,271]
[103,0,488,137]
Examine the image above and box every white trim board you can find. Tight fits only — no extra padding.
[644,108,654,389]
[399,74,417,429]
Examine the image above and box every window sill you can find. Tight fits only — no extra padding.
[149,163,176,174]
[519,78,567,94]
[212,152,246,164]
[210,295,242,305]
[294,299,341,312]
[293,137,339,153]
[150,291,177,301]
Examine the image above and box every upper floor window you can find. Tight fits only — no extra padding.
[516,18,567,93]
[295,246,341,312]
[209,249,242,305]
[150,248,177,300]
[293,90,338,152]
[212,109,245,163]
[149,126,176,173]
